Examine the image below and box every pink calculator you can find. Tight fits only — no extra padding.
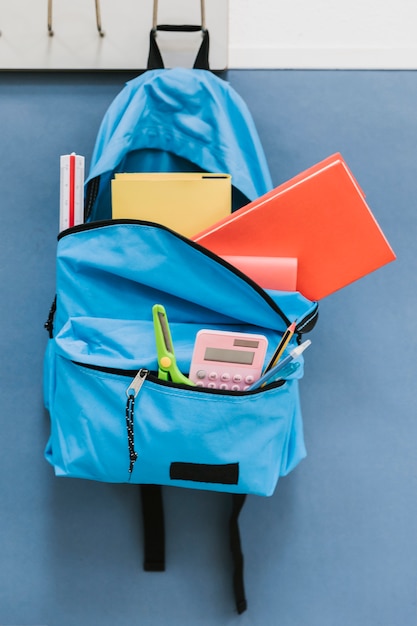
[189,329,268,391]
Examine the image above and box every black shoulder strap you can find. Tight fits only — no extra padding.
[230,493,248,614]
[140,485,248,613]
[147,26,210,70]
[140,484,165,571]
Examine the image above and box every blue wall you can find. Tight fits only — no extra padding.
[0,69,415,625]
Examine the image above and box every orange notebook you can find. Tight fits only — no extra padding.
[193,154,396,301]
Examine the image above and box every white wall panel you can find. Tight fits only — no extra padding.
[1,0,415,71]
[229,0,417,69]
[0,0,228,70]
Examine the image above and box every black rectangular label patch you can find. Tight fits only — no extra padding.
[170,462,239,485]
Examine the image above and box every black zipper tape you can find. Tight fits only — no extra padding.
[57,218,317,329]
[72,361,286,395]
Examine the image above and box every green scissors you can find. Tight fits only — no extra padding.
[152,304,195,386]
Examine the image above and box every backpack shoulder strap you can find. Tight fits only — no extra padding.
[140,484,165,571]
[140,485,248,613]
[230,494,248,614]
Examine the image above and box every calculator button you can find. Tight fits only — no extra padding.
[196,381,204,387]
[208,372,218,380]
[220,372,231,381]
[207,382,217,389]
[196,369,206,379]
[231,384,241,391]
[219,383,229,390]
[245,375,254,384]
[232,374,242,383]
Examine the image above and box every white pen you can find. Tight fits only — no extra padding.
[247,340,311,391]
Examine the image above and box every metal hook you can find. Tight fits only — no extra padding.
[95,0,105,37]
[200,0,206,31]
[48,0,105,37]
[152,0,206,31]
[47,0,53,36]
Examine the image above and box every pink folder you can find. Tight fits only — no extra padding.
[194,154,396,301]
[221,256,298,291]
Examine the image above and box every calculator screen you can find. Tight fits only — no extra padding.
[204,347,255,365]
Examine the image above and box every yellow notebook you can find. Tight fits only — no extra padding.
[111,172,231,237]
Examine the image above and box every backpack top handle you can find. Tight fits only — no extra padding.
[147,0,210,70]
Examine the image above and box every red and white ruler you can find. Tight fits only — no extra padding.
[59,153,85,232]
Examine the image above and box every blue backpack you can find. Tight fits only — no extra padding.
[44,62,318,614]
[84,67,273,222]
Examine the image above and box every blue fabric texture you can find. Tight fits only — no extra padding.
[85,68,273,221]
[44,221,317,496]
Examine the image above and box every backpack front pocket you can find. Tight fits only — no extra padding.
[129,372,304,496]
[45,316,307,495]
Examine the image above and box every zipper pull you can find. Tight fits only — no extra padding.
[126,368,148,398]
[125,369,148,476]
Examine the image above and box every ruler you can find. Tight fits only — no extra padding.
[59,153,85,232]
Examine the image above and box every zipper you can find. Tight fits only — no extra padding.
[57,218,307,329]
[44,295,57,338]
[126,368,148,398]
[73,361,286,395]
[295,306,319,335]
